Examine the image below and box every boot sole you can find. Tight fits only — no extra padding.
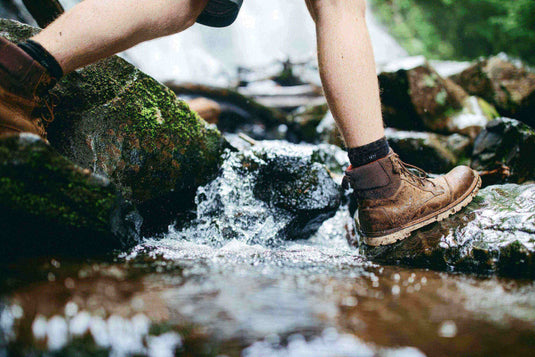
[363,174,482,247]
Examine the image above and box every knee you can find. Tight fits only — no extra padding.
[147,0,208,36]
[306,0,367,22]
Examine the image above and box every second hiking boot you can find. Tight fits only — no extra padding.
[0,37,57,141]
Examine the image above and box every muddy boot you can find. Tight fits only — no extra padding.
[343,150,481,246]
[0,37,57,141]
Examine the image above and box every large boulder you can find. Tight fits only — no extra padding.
[471,118,535,185]
[173,140,342,243]
[451,56,535,128]
[0,135,141,258]
[361,184,535,278]
[1,19,227,233]
[379,57,498,137]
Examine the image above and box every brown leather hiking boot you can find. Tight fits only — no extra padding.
[0,37,57,141]
[343,150,481,246]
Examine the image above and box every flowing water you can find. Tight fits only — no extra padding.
[1,1,535,356]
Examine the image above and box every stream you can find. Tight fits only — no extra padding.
[1,1,534,356]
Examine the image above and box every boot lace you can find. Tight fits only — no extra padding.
[32,93,59,136]
[390,153,436,188]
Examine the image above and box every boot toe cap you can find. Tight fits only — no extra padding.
[444,166,480,201]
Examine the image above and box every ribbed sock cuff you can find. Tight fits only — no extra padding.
[18,39,63,80]
[348,136,390,167]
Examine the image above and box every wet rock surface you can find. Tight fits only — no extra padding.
[169,140,342,244]
[0,135,141,258]
[451,55,535,127]
[362,184,535,278]
[471,118,535,185]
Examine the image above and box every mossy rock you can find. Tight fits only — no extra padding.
[451,56,535,128]
[0,134,141,258]
[1,19,226,233]
[361,184,535,278]
[379,58,497,136]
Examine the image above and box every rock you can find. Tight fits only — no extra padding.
[254,144,342,238]
[289,103,329,143]
[173,141,341,243]
[186,97,221,125]
[361,184,535,278]
[385,128,471,173]
[447,96,499,139]
[1,19,227,234]
[471,118,535,185]
[0,134,141,258]
[379,57,497,135]
[451,55,535,127]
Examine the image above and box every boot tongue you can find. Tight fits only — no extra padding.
[344,155,402,200]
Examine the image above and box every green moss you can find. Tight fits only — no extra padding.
[0,138,116,231]
[477,98,500,119]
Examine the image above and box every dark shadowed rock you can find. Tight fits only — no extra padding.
[0,135,141,258]
[379,57,497,136]
[451,56,535,127]
[385,128,471,173]
[471,118,535,185]
[361,184,535,278]
[1,19,227,234]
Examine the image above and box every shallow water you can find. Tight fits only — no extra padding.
[1,143,535,356]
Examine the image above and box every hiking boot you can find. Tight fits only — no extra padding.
[343,150,481,246]
[0,37,57,141]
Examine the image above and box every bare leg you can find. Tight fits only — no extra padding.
[305,0,384,148]
[31,0,210,74]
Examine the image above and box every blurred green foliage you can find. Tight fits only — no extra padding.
[370,0,535,64]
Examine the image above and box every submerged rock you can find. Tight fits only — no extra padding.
[379,57,497,135]
[385,128,471,173]
[471,118,535,185]
[170,141,341,244]
[1,19,227,233]
[0,135,141,258]
[361,184,535,278]
[451,55,535,127]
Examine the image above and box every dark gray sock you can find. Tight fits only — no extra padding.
[18,39,63,80]
[348,136,390,167]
